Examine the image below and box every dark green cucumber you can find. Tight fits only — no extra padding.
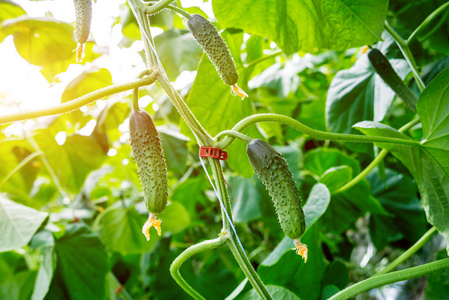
[368,48,418,113]
[129,109,168,214]
[247,139,305,240]
[187,14,238,86]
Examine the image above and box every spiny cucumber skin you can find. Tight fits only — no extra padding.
[187,14,238,86]
[368,48,418,112]
[129,110,168,214]
[74,0,92,44]
[247,139,305,240]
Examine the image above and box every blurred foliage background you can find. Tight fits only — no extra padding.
[0,0,449,299]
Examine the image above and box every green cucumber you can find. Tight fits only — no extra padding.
[247,139,307,261]
[73,0,92,62]
[129,109,168,240]
[368,48,418,113]
[187,14,248,99]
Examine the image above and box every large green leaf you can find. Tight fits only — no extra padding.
[326,49,410,135]
[0,195,48,252]
[367,168,427,249]
[213,0,388,54]
[0,270,36,300]
[355,120,449,253]
[35,133,107,194]
[0,0,26,42]
[418,67,449,175]
[101,206,159,255]
[229,176,262,224]
[52,224,108,300]
[303,148,361,176]
[61,68,113,102]
[154,29,203,80]
[1,16,76,66]
[158,127,189,176]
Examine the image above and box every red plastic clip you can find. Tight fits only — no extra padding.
[199,147,228,160]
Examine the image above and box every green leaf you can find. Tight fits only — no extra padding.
[242,285,299,300]
[367,167,427,249]
[213,0,388,54]
[158,127,189,176]
[61,68,113,102]
[322,260,349,290]
[101,206,159,255]
[319,165,353,194]
[326,54,410,134]
[355,122,449,253]
[260,183,330,266]
[0,0,26,43]
[154,29,203,80]
[418,67,449,176]
[53,224,108,300]
[0,270,36,300]
[229,176,262,223]
[0,195,48,252]
[321,179,386,234]
[36,133,107,193]
[158,201,191,235]
[31,232,56,300]
[181,30,255,177]
[303,148,361,176]
[1,16,76,66]
[258,225,328,299]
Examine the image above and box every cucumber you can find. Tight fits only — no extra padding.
[73,0,92,62]
[129,109,168,240]
[368,48,418,113]
[187,14,248,99]
[247,139,307,262]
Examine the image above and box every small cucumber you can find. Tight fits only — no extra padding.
[368,48,418,113]
[73,0,92,62]
[187,14,248,99]
[247,139,307,262]
[129,109,168,240]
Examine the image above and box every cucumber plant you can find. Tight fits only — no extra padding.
[0,1,449,300]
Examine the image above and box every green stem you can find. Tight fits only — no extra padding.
[144,0,174,15]
[335,149,388,194]
[407,2,449,43]
[132,69,151,111]
[226,235,274,300]
[144,1,191,19]
[170,236,227,300]
[374,227,438,276]
[0,151,42,189]
[329,258,449,300]
[107,272,134,300]
[384,22,425,92]
[0,75,157,125]
[334,116,420,194]
[245,50,283,69]
[216,130,253,145]
[215,114,422,150]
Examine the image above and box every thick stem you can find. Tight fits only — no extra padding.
[144,0,174,15]
[170,236,227,300]
[226,235,274,300]
[329,258,449,300]
[0,75,157,125]
[215,114,422,149]
[374,227,438,276]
